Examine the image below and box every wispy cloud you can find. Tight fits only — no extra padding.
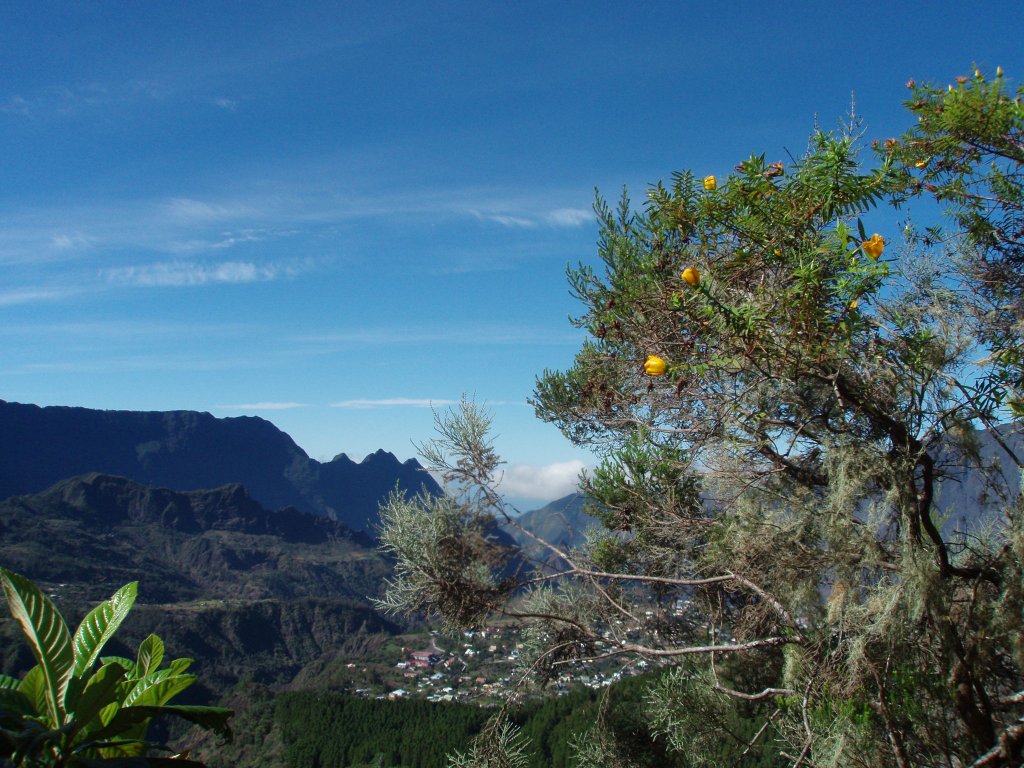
[469,207,591,229]
[162,197,257,222]
[103,260,292,287]
[496,460,588,501]
[331,398,458,409]
[0,80,160,119]
[217,402,309,410]
[0,319,258,338]
[8,353,266,375]
[51,233,93,250]
[545,208,591,227]
[472,211,536,228]
[297,326,581,347]
[164,230,271,254]
[0,286,84,306]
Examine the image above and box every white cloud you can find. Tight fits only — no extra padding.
[469,207,592,229]
[545,208,591,227]
[468,210,535,228]
[0,81,142,119]
[163,197,255,221]
[217,402,309,410]
[51,233,93,250]
[103,260,284,287]
[164,229,269,254]
[496,460,588,501]
[0,286,82,306]
[331,398,457,409]
[0,95,31,116]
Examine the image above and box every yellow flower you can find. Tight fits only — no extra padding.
[848,298,859,310]
[914,159,928,169]
[862,234,885,260]
[702,175,717,191]
[644,355,667,377]
[681,266,701,286]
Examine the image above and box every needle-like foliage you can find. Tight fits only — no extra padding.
[379,68,1024,768]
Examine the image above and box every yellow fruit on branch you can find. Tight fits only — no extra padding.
[681,266,701,286]
[644,355,667,377]
[702,175,717,191]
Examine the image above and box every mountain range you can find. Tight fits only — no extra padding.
[0,399,441,534]
[0,472,399,695]
[1,398,1019,702]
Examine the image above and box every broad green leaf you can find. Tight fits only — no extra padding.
[0,568,73,725]
[85,704,233,745]
[72,581,138,677]
[124,670,196,708]
[0,673,20,689]
[101,655,137,677]
[67,661,128,741]
[98,698,121,727]
[166,657,193,676]
[63,672,86,716]
[134,634,164,679]
[17,665,47,719]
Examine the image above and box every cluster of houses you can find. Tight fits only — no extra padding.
[375,624,653,703]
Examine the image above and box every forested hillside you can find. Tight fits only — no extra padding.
[0,473,400,696]
[195,674,786,768]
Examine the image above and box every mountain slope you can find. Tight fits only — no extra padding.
[0,473,400,691]
[0,400,440,532]
[508,493,596,550]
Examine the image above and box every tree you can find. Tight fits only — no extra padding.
[0,567,232,766]
[378,67,1024,767]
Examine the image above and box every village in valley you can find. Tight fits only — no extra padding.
[333,616,665,705]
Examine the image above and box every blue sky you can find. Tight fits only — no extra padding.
[1,2,1021,504]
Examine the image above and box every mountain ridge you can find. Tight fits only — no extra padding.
[0,399,441,533]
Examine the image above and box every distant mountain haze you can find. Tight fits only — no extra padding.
[504,425,1023,559]
[0,400,441,534]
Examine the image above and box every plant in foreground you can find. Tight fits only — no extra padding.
[0,567,231,766]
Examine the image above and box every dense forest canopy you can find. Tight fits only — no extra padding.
[379,68,1024,767]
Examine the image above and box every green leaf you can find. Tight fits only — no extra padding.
[83,704,232,746]
[166,657,193,676]
[0,673,20,689]
[134,634,164,680]
[101,655,138,677]
[17,665,48,720]
[124,670,196,709]
[72,582,138,678]
[0,567,73,725]
[67,661,128,740]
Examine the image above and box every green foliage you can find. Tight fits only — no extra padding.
[886,66,1024,414]
[275,692,490,768]
[271,674,731,768]
[0,567,231,766]
[379,68,1024,767]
